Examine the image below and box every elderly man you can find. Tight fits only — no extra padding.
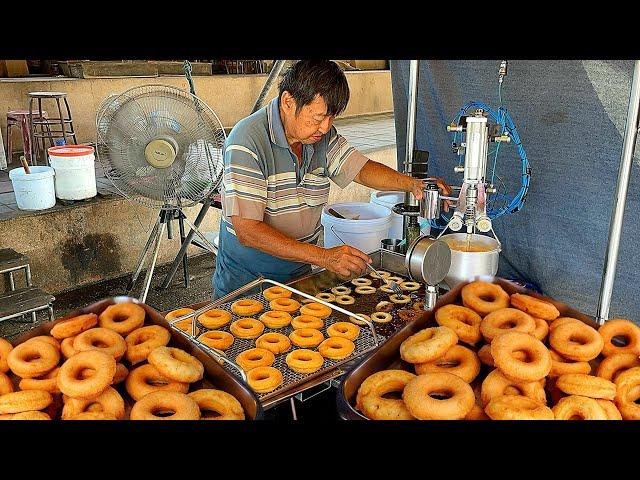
[213,60,449,298]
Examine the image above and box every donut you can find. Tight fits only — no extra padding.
[598,319,640,357]
[67,411,116,420]
[510,293,560,321]
[263,286,292,301]
[398,309,421,323]
[231,299,264,316]
[246,366,283,393]
[371,312,393,324]
[0,372,14,395]
[57,350,116,399]
[614,367,640,419]
[130,391,201,420]
[386,276,403,284]
[485,394,554,420]
[230,318,265,339]
[269,298,300,313]
[165,308,194,321]
[285,349,324,374]
[389,294,411,305]
[435,304,482,345]
[256,332,291,354]
[552,395,608,420]
[235,348,275,371]
[50,313,98,339]
[61,336,78,359]
[555,373,616,400]
[98,303,146,336]
[188,389,245,420]
[595,399,623,420]
[596,353,640,382]
[400,282,421,292]
[318,337,355,360]
[147,346,204,383]
[549,321,604,362]
[355,370,416,420]
[331,286,352,296]
[351,278,372,287]
[415,345,481,383]
[375,301,394,313]
[197,309,232,329]
[24,336,60,353]
[354,286,377,295]
[18,367,60,394]
[478,344,528,368]
[327,322,360,341]
[173,318,194,334]
[198,331,234,351]
[61,386,125,420]
[549,350,592,377]
[113,363,129,385]
[480,308,536,342]
[291,315,324,330]
[369,270,391,279]
[412,301,425,312]
[399,326,458,364]
[7,340,59,379]
[299,302,332,319]
[402,372,475,420]
[125,363,189,401]
[379,284,397,294]
[480,368,547,407]
[315,292,336,303]
[289,328,324,348]
[550,316,582,331]
[491,331,552,382]
[0,390,53,415]
[461,281,510,316]
[10,411,51,420]
[259,311,292,328]
[0,338,13,373]
[125,325,171,365]
[335,295,355,305]
[532,317,550,341]
[349,314,370,326]
[464,403,490,420]
[72,328,127,361]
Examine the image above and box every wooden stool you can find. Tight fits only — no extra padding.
[28,91,78,165]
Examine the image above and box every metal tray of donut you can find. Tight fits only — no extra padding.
[6,296,265,420]
[335,275,597,420]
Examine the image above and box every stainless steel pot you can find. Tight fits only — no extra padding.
[440,233,501,288]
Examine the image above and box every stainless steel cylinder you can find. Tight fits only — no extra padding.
[420,182,440,219]
[404,235,451,286]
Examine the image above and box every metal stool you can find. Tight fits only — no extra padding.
[28,91,78,165]
[5,109,48,165]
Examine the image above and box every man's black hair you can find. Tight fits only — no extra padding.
[278,60,350,117]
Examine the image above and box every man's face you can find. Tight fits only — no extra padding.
[281,93,336,144]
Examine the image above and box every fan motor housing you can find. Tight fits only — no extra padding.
[144,138,177,169]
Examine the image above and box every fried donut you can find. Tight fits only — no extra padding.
[236,348,275,371]
[435,304,482,345]
[370,270,391,279]
[67,411,116,420]
[331,286,352,296]
[197,309,232,329]
[402,372,475,420]
[0,372,13,395]
[555,373,616,400]
[61,336,78,359]
[18,367,60,393]
[0,338,12,373]
[247,366,283,393]
[130,391,201,420]
[398,309,422,323]
[231,299,264,316]
[291,315,324,330]
[0,390,52,414]
[25,336,60,352]
[112,363,128,385]
[125,363,189,401]
[614,367,640,420]
[327,322,360,341]
[379,284,397,294]
[285,349,324,374]
[549,316,582,331]
[173,318,194,334]
[349,314,370,326]
[351,277,372,287]
[318,337,355,360]
[480,308,536,342]
[289,328,324,348]
[356,370,416,420]
[596,353,640,382]
[72,327,127,361]
[198,331,234,351]
[147,346,204,383]
[510,293,560,321]
[552,395,608,420]
[315,292,336,303]
[188,389,245,420]
[335,295,355,305]
[399,326,458,364]
[389,294,411,305]
[7,340,59,379]
[50,313,98,339]
[165,308,194,321]
[99,302,146,336]
[596,399,623,420]
[61,386,125,420]
[549,321,604,362]
[478,344,528,368]
[354,286,377,295]
[259,311,292,329]
[371,312,392,324]
[57,350,116,399]
[263,286,292,301]
[464,403,490,420]
[491,331,551,382]
[376,301,394,313]
[256,332,291,354]
[415,345,481,383]
[461,281,510,316]
[480,368,547,407]
[549,350,592,377]
[11,411,51,420]
[269,298,300,313]
[125,325,171,365]
[598,319,640,357]
[400,281,421,292]
[532,317,550,341]
[299,302,332,319]
[230,318,265,339]
[485,394,554,420]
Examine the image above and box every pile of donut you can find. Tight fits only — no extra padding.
[0,302,246,420]
[356,280,640,420]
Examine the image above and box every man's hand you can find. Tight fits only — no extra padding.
[411,176,453,212]
[320,245,371,278]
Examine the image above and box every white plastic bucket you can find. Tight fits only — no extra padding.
[321,202,392,254]
[9,166,56,211]
[370,190,430,239]
[48,145,97,200]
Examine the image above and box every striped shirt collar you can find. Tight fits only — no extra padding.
[267,97,290,149]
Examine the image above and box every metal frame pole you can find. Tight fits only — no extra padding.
[402,60,420,240]
[596,60,640,324]
[251,60,287,114]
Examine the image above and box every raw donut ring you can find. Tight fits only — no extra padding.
[57,350,116,399]
[354,286,377,295]
[461,281,510,316]
[263,286,292,301]
[188,389,245,420]
[235,348,275,371]
[485,394,554,420]
[147,346,204,383]
[335,295,355,306]
[197,309,232,329]
[555,373,616,400]
[315,292,336,302]
[596,399,623,420]
[415,345,481,383]
[289,328,324,348]
[247,366,283,393]
[510,293,560,321]
[0,338,13,373]
[125,364,189,401]
[598,318,640,357]
[61,337,78,359]
[291,315,324,330]
[491,331,551,382]
[331,286,352,296]
[230,318,265,339]
[480,308,536,342]
[356,370,416,420]
[232,299,264,316]
[256,332,291,354]
[125,325,171,365]
[435,304,482,345]
[351,277,372,287]
[61,386,125,420]
[99,303,146,336]
[596,353,640,382]
[400,326,458,364]
[299,302,332,319]
[402,372,475,420]
[379,284,397,294]
[18,367,60,393]
[532,317,550,341]
[327,322,360,341]
[376,301,394,313]
[165,308,194,321]
[198,331,234,351]
[614,367,640,419]
[370,270,391,279]
[285,349,324,374]
[480,368,547,407]
[0,372,14,395]
[400,281,421,292]
[549,321,604,362]
[50,313,98,340]
[130,391,201,420]
[259,311,292,328]
[318,337,355,360]
[269,298,300,313]
[0,390,53,415]
[552,395,608,420]
[7,340,59,379]
[389,294,411,305]
[549,350,592,377]
[371,312,392,324]
[349,314,370,326]
[73,327,127,361]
